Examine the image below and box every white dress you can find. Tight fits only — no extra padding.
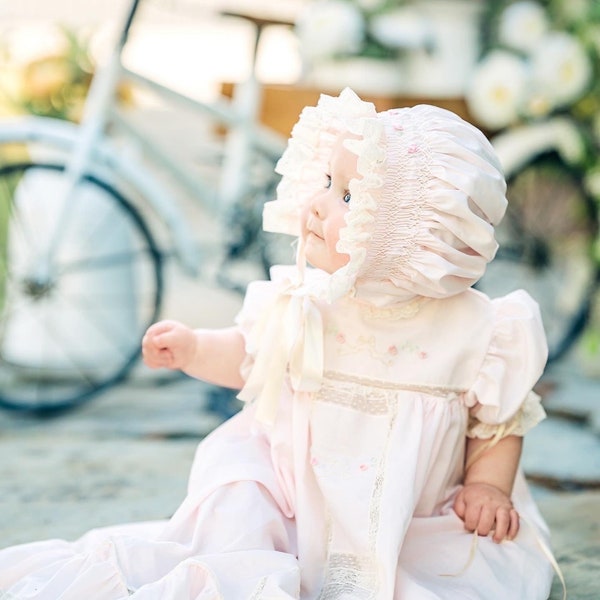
[0,269,555,599]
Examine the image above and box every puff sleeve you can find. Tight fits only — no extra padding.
[234,279,275,383]
[464,290,548,439]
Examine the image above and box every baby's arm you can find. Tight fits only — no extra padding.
[142,320,246,389]
[453,434,522,543]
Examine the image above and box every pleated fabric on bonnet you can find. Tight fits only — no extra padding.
[263,87,508,303]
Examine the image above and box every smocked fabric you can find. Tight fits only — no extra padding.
[263,88,508,304]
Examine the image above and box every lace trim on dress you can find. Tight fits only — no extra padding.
[354,296,423,320]
[466,390,546,439]
[320,370,464,401]
[317,553,379,600]
[249,576,268,599]
[316,379,401,598]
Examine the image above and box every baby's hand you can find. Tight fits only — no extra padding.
[142,320,197,371]
[453,482,519,543]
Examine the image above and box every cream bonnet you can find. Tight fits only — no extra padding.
[262,88,508,303]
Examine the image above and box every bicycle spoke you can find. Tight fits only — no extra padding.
[56,248,156,275]
[0,162,162,411]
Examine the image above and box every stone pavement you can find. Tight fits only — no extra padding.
[0,264,599,599]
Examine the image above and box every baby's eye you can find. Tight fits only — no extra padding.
[324,174,332,189]
[343,191,351,204]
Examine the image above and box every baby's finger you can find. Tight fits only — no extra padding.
[143,348,173,369]
[475,506,496,538]
[492,509,511,543]
[453,490,466,519]
[148,326,182,349]
[145,320,178,339]
[507,508,520,541]
[464,504,483,533]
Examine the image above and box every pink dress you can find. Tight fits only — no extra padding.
[0,268,555,599]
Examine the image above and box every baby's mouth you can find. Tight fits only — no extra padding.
[306,223,324,240]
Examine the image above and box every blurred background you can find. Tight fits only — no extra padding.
[0,2,599,595]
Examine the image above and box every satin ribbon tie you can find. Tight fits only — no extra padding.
[237,282,324,426]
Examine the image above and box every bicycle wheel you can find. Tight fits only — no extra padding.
[475,152,599,363]
[0,162,163,412]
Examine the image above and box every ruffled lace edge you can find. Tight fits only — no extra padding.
[467,390,547,439]
[263,87,385,302]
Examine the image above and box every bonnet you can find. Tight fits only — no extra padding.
[263,87,508,303]
[240,88,508,424]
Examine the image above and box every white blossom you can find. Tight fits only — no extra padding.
[466,50,528,130]
[498,1,549,53]
[369,7,432,50]
[530,32,593,109]
[295,1,365,62]
[492,118,584,177]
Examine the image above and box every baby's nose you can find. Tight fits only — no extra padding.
[310,188,329,217]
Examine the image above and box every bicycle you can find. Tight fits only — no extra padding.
[0,0,292,413]
[2,2,597,412]
[477,116,599,364]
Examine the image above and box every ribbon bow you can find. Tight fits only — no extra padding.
[237,279,324,426]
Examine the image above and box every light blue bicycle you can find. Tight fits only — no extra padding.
[0,0,290,412]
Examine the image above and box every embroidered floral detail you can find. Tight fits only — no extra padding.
[327,325,428,366]
[407,144,420,153]
[310,451,377,480]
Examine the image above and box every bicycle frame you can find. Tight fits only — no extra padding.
[0,116,200,274]
[0,0,287,277]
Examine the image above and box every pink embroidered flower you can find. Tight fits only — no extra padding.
[393,123,404,131]
[387,345,398,356]
[407,144,420,154]
[359,464,369,472]
[419,351,428,360]
[310,456,319,466]
[335,333,346,344]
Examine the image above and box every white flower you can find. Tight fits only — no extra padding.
[551,118,586,164]
[466,50,528,130]
[498,1,549,53]
[369,7,432,50]
[492,118,584,177]
[295,1,365,62]
[530,32,593,109]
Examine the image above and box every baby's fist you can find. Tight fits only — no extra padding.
[142,320,196,371]
[453,482,519,543]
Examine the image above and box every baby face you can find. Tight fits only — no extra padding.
[300,135,358,274]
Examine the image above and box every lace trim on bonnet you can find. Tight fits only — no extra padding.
[264,88,385,302]
[263,87,508,304]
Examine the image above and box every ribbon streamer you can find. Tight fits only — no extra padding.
[237,280,324,426]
